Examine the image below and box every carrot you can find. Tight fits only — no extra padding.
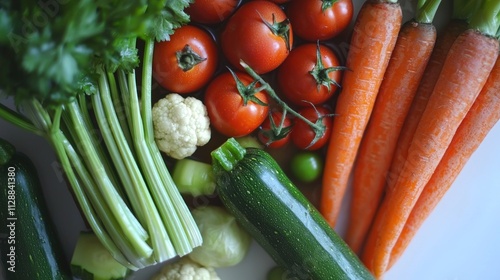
[320,0,402,227]
[387,55,500,270]
[361,2,500,276]
[385,0,476,192]
[344,0,440,255]
[362,0,476,272]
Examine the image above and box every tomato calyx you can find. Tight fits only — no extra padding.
[228,68,268,106]
[303,105,334,149]
[240,60,329,148]
[309,43,347,93]
[259,12,292,52]
[321,0,340,11]
[259,110,293,146]
[176,44,207,71]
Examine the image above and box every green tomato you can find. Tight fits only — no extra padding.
[290,151,323,183]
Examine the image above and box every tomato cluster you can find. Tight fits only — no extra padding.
[152,0,353,152]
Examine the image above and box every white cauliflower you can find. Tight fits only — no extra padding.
[152,93,211,159]
[151,257,221,280]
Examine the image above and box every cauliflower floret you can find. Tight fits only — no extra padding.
[152,93,211,159]
[151,257,221,280]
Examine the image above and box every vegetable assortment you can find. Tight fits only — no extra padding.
[1,0,500,279]
[211,138,374,280]
[0,0,202,271]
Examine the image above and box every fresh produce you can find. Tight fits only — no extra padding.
[362,1,500,276]
[188,206,252,268]
[287,0,354,41]
[211,138,375,280]
[320,0,403,227]
[172,158,216,197]
[152,93,211,160]
[385,0,476,190]
[258,110,293,148]
[71,231,129,280]
[345,0,441,254]
[204,71,270,137]
[240,62,332,149]
[290,151,324,183]
[0,1,202,269]
[387,55,500,271]
[185,0,239,24]
[152,24,219,94]
[151,257,221,280]
[266,266,287,280]
[0,138,72,280]
[4,0,499,278]
[235,135,265,149]
[276,43,344,106]
[290,105,333,150]
[220,0,293,74]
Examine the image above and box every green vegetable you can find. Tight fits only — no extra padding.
[173,158,216,197]
[0,138,72,280]
[0,1,201,269]
[211,138,375,280]
[267,266,287,280]
[71,231,129,280]
[188,206,251,268]
[290,151,323,183]
[235,135,264,149]
[152,257,221,280]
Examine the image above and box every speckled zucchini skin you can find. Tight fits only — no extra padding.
[211,140,374,280]
[0,139,72,280]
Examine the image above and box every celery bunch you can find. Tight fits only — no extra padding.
[0,0,201,270]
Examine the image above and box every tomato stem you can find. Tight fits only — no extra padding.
[260,110,293,146]
[176,44,207,72]
[240,60,327,145]
[228,68,268,106]
[310,42,348,93]
[258,12,292,52]
[321,0,340,11]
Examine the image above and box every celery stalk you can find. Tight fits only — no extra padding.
[140,38,203,253]
[95,69,177,261]
[65,101,153,259]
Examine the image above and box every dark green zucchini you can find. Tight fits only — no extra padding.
[211,138,374,280]
[0,138,72,279]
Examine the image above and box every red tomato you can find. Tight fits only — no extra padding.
[186,0,239,24]
[287,0,353,41]
[277,43,343,106]
[153,25,218,94]
[204,71,270,137]
[291,106,333,151]
[258,111,293,148]
[221,1,293,74]
[258,0,290,3]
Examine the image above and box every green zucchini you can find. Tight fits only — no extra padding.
[211,138,374,280]
[0,138,72,279]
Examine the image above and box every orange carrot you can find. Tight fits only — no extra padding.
[345,1,439,253]
[387,55,500,270]
[385,19,469,193]
[362,25,500,278]
[320,0,402,227]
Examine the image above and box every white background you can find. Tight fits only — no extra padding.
[2,0,500,279]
